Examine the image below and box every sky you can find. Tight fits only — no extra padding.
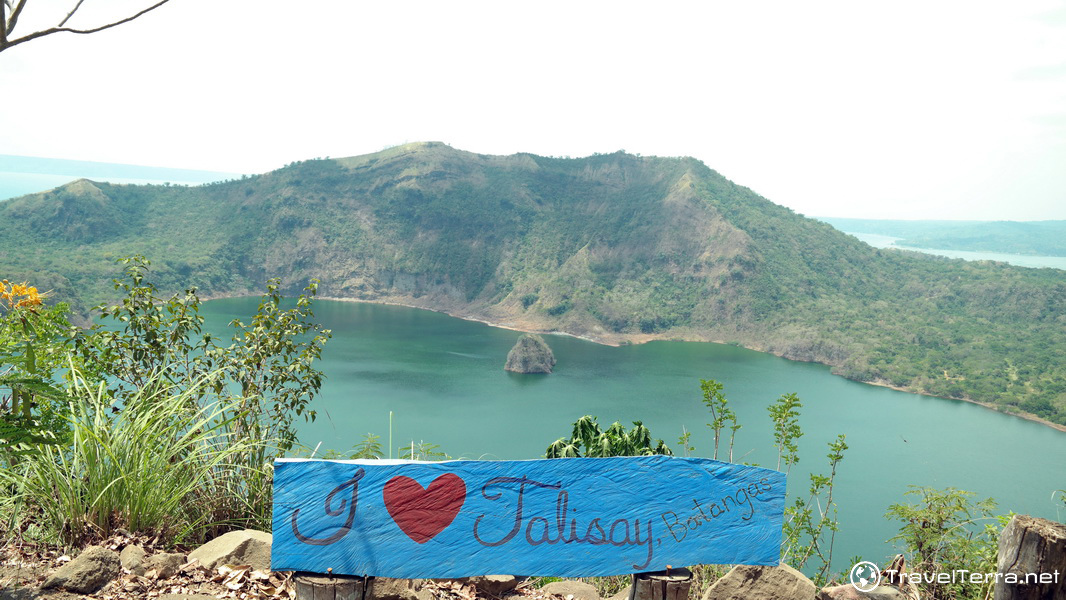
[1,0,1065,220]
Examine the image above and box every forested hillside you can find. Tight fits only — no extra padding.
[2,142,1064,425]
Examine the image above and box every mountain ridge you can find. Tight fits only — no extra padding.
[2,142,1064,426]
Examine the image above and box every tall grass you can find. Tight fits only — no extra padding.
[0,367,269,546]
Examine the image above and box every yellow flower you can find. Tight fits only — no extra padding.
[1,281,44,311]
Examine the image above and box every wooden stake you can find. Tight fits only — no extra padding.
[294,572,371,600]
[629,567,693,600]
[994,515,1066,600]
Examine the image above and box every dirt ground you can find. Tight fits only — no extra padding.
[0,536,572,600]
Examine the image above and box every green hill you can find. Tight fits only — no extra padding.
[2,142,1064,425]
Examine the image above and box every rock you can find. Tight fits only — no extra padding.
[819,584,913,599]
[702,563,815,600]
[119,544,147,575]
[504,334,556,374]
[372,577,425,600]
[145,552,186,579]
[818,554,919,600]
[188,529,272,572]
[541,580,600,600]
[608,586,632,600]
[0,587,40,600]
[40,545,121,594]
[462,575,520,596]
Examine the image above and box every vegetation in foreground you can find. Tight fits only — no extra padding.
[1,258,330,546]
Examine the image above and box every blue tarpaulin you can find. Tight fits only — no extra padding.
[271,455,784,578]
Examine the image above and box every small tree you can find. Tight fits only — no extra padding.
[768,392,802,474]
[69,257,331,535]
[700,378,740,461]
[886,487,1001,600]
[780,434,848,584]
[74,257,332,456]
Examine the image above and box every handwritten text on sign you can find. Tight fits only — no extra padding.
[271,456,785,578]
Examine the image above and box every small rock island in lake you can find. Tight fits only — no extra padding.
[504,334,556,374]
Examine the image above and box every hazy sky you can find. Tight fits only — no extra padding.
[2,1,1064,220]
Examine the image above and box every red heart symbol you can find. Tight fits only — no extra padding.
[383,473,466,544]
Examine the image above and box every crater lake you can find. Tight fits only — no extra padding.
[201,297,1066,573]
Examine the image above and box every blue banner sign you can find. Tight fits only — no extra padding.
[271,455,785,578]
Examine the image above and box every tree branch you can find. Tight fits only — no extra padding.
[6,1,30,38]
[0,0,171,53]
[56,0,85,27]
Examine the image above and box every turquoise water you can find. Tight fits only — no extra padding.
[200,298,1066,571]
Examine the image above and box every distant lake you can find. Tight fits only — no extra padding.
[202,298,1066,573]
[848,232,1066,270]
[0,172,218,200]
[0,156,240,201]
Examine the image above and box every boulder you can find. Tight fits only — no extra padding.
[145,552,186,579]
[40,545,121,594]
[819,584,913,599]
[0,588,39,600]
[188,529,272,572]
[702,563,815,600]
[372,577,426,600]
[119,544,147,575]
[462,575,521,596]
[541,580,600,600]
[505,334,556,374]
[819,555,920,599]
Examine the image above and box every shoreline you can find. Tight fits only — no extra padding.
[860,378,1066,433]
[312,295,1066,435]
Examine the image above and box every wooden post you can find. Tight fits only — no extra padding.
[629,568,693,600]
[294,572,372,600]
[994,514,1066,600]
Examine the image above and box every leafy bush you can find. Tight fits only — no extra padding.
[0,281,72,451]
[545,415,673,458]
[1,258,333,545]
[885,487,1002,600]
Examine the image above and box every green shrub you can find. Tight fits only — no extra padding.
[545,415,672,458]
[885,487,1002,600]
[1,258,332,546]
[0,368,260,546]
